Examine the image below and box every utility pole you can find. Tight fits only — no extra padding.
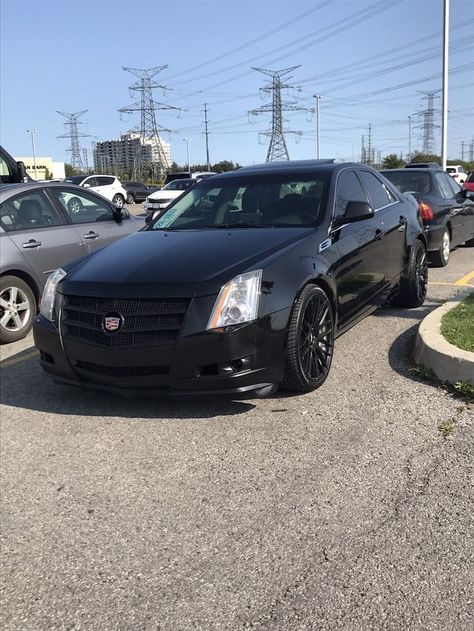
[249,66,311,162]
[119,66,183,179]
[182,138,190,171]
[313,94,321,159]
[461,141,465,161]
[26,129,38,180]
[441,0,449,170]
[408,115,412,162]
[470,137,474,163]
[57,111,91,171]
[203,103,210,170]
[367,124,372,166]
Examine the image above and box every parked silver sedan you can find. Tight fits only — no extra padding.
[0,182,144,343]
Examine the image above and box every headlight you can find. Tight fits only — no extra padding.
[40,268,67,321]
[207,270,262,330]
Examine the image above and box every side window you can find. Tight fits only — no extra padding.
[0,190,64,232]
[334,171,368,217]
[359,171,397,209]
[82,177,98,188]
[0,156,13,184]
[435,173,454,199]
[96,176,115,187]
[444,174,461,197]
[49,188,115,225]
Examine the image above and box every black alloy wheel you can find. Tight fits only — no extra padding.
[393,239,428,308]
[282,284,334,393]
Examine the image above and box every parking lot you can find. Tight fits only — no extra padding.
[1,247,473,630]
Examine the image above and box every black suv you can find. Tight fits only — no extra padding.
[380,168,474,266]
[122,181,159,203]
[34,160,427,399]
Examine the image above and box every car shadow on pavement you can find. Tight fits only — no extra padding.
[0,349,256,419]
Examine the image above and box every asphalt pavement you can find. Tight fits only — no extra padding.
[1,246,473,631]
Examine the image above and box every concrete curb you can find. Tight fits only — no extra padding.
[414,291,474,386]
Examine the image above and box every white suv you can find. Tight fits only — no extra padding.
[63,174,128,207]
[446,165,467,185]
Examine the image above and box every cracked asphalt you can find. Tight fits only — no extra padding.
[1,247,473,631]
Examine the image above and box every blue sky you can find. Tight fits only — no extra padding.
[1,0,473,168]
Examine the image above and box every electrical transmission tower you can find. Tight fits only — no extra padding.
[119,66,182,178]
[416,91,440,154]
[249,66,310,162]
[57,110,92,171]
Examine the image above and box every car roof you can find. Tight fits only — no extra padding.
[0,181,83,198]
[211,159,362,180]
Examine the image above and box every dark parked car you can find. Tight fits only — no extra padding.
[122,181,159,204]
[0,182,144,343]
[380,168,474,266]
[0,145,30,184]
[34,160,427,399]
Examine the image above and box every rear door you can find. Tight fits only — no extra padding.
[444,174,474,242]
[434,172,464,247]
[0,188,86,289]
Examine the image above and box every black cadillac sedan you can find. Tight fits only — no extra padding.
[34,160,428,399]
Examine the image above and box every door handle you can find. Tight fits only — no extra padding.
[22,239,42,249]
[83,231,99,239]
[375,229,383,240]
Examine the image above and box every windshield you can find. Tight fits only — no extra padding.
[64,175,87,185]
[163,179,196,191]
[150,173,329,230]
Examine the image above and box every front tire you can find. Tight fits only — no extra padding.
[112,194,125,208]
[393,239,428,308]
[0,276,36,344]
[67,196,83,214]
[430,227,450,267]
[282,285,334,393]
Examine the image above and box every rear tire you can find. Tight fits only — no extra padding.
[281,285,334,393]
[112,194,125,208]
[126,193,134,204]
[392,239,428,308]
[465,237,474,247]
[430,227,450,267]
[0,276,36,344]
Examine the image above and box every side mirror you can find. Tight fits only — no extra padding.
[113,207,129,223]
[459,188,474,201]
[343,201,374,222]
[16,161,28,182]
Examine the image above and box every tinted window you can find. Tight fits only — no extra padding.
[435,173,454,199]
[0,190,64,232]
[95,176,115,186]
[49,188,115,224]
[334,171,367,217]
[359,171,396,210]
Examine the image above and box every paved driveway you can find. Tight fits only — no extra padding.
[1,247,473,631]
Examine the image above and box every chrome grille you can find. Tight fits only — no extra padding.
[62,295,190,347]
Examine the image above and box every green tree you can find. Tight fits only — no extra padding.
[408,152,440,165]
[64,163,81,177]
[382,154,405,169]
[44,167,53,180]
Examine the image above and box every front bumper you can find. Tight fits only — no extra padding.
[33,309,290,399]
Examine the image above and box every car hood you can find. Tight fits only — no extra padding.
[61,227,314,298]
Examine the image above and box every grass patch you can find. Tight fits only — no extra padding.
[441,292,474,353]
[438,418,456,438]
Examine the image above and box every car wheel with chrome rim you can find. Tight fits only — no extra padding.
[0,276,36,344]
